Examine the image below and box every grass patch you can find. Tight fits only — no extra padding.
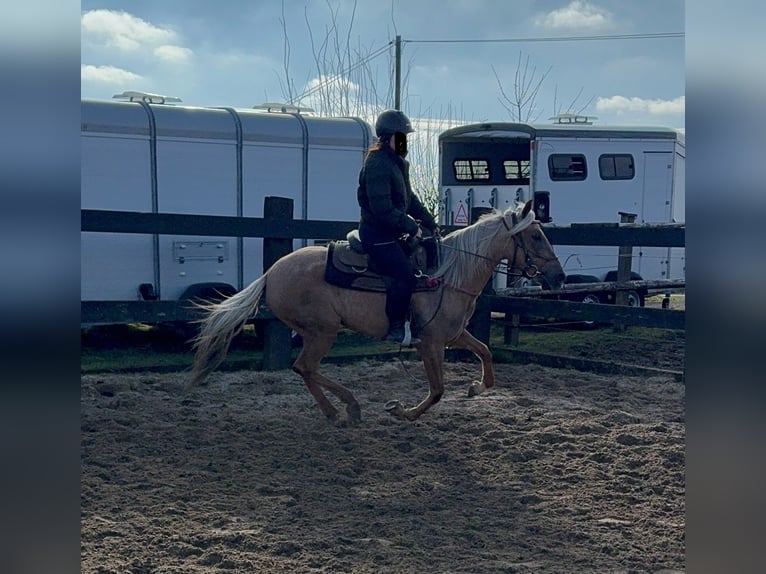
[82,319,684,374]
[491,322,680,355]
[81,323,409,374]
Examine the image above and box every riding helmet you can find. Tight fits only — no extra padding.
[375,109,414,138]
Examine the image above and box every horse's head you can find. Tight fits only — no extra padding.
[501,200,565,290]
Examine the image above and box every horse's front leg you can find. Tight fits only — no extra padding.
[385,343,445,421]
[450,329,495,397]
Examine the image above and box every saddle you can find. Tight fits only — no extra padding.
[324,230,441,293]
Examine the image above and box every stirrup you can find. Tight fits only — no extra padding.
[402,321,420,346]
[386,321,420,346]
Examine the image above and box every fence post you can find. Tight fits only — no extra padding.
[504,313,520,346]
[262,196,294,370]
[614,211,637,332]
[615,211,637,306]
[466,207,494,345]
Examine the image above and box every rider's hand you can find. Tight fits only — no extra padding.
[433,226,441,237]
[415,226,423,239]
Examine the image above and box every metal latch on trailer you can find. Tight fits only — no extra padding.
[173,241,229,264]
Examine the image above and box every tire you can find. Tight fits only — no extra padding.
[565,274,601,285]
[179,282,237,304]
[512,276,541,289]
[625,290,645,307]
[578,292,603,328]
[581,293,602,305]
[171,283,238,343]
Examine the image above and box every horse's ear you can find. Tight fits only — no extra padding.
[522,199,533,219]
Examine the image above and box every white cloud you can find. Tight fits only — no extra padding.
[81,64,143,85]
[596,95,685,116]
[300,74,362,106]
[154,45,193,64]
[81,9,177,52]
[535,1,612,31]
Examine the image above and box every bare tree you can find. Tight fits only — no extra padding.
[493,51,594,123]
[274,0,465,218]
[406,101,467,217]
[492,52,551,123]
[276,0,391,117]
[551,84,595,119]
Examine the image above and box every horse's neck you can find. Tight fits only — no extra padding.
[451,241,503,297]
[463,257,500,296]
[439,223,510,297]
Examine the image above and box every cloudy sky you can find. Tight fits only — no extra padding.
[81,1,684,129]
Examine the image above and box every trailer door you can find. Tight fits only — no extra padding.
[641,152,673,223]
[640,151,674,278]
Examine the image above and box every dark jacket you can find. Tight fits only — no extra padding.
[357,145,436,237]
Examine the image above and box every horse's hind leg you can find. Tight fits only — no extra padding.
[312,371,362,424]
[451,329,495,397]
[292,332,361,423]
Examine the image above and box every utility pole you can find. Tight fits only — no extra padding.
[394,35,402,110]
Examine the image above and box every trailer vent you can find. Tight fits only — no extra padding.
[253,102,316,115]
[113,91,182,104]
[548,113,597,125]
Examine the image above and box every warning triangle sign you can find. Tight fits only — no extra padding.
[454,202,469,226]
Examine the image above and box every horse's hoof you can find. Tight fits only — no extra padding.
[385,400,405,419]
[468,382,485,398]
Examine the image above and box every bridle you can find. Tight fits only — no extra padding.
[419,215,553,329]
[508,224,541,279]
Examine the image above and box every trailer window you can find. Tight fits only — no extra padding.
[503,160,530,183]
[453,159,490,181]
[548,154,587,181]
[599,154,634,180]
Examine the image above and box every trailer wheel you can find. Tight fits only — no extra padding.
[625,290,645,307]
[169,283,238,343]
[579,293,602,328]
[179,282,237,304]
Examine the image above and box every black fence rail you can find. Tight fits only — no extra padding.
[81,209,685,247]
[81,197,685,369]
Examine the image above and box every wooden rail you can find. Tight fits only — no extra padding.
[81,199,685,369]
[81,210,685,247]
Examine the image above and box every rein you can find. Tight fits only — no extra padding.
[421,210,550,325]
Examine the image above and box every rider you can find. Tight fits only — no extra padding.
[357,109,439,346]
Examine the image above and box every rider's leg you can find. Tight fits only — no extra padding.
[359,225,418,344]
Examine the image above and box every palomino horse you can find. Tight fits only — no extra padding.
[189,200,564,422]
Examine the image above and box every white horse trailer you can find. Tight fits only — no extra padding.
[438,120,685,293]
[81,97,372,322]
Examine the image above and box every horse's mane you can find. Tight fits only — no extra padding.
[433,203,531,287]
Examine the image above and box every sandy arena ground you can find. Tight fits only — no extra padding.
[81,354,684,573]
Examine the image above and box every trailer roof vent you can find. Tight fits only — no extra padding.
[253,102,315,115]
[549,113,597,125]
[112,91,182,104]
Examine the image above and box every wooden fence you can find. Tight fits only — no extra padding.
[81,196,685,369]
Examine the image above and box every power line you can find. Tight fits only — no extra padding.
[291,41,392,104]
[405,32,684,44]
[288,31,684,105]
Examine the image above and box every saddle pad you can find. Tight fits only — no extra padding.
[324,241,439,293]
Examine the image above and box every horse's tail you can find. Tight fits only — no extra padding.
[188,274,267,389]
